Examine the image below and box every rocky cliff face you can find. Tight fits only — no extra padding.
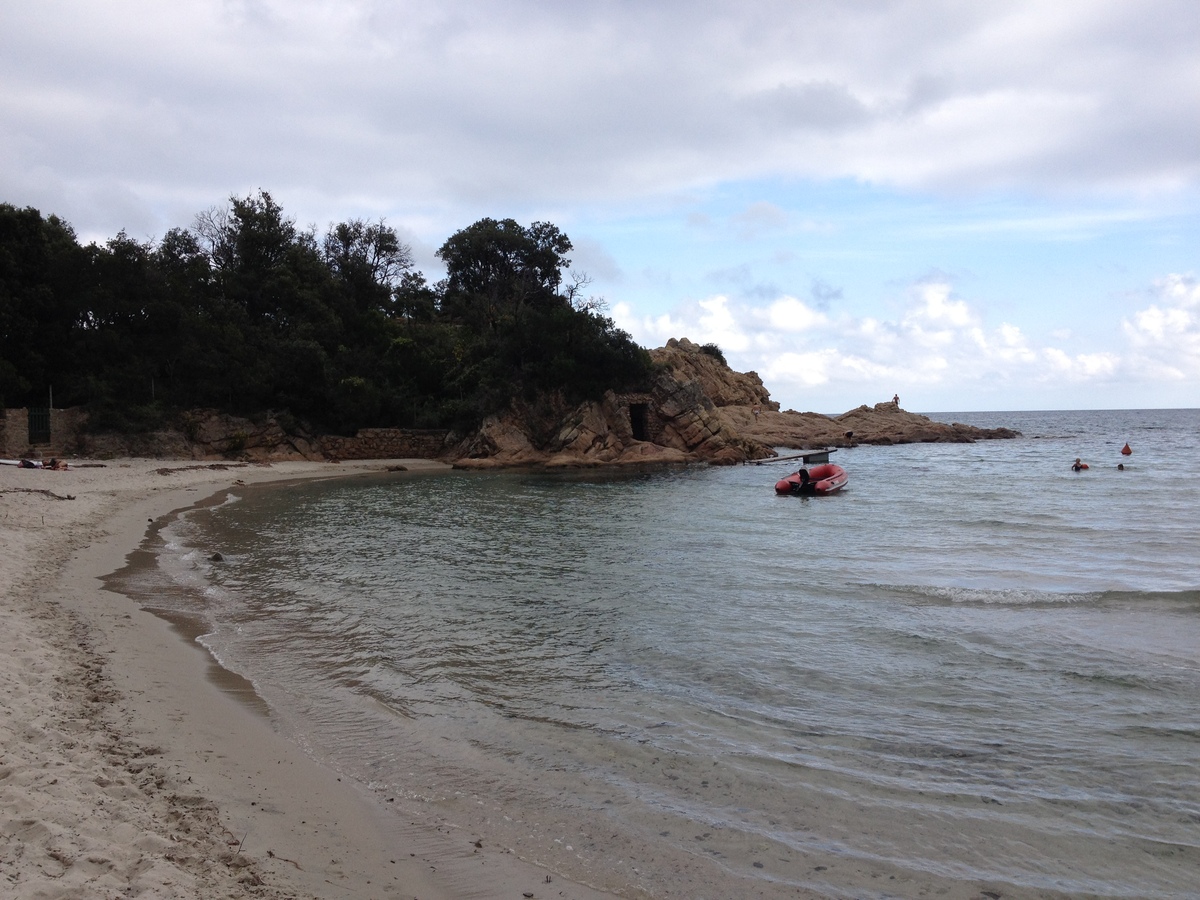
[449,337,1017,468]
[649,338,778,410]
[449,358,767,469]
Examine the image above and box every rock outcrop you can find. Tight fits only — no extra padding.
[719,400,1019,450]
[450,366,765,469]
[649,338,777,411]
[450,337,1018,467]
[835,403,1019,444]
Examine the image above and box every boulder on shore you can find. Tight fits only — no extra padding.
[721,400,1019,450]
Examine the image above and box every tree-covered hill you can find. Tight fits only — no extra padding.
[0,192,652,435]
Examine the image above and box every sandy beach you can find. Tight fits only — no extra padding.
[1,458,619,899]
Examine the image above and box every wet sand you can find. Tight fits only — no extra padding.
[0,458,619,899]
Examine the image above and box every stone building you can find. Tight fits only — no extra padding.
[0,407,84,459]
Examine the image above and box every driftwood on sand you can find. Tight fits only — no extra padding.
[1,487,76,500]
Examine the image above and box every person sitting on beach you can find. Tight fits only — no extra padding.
[46,458,68,470]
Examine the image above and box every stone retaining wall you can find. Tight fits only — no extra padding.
[0,407,88,458]
[0,408,29,457]
[320,428,451,460]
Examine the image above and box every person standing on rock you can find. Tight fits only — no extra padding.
[893,393,900,405]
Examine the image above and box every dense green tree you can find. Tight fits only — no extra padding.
[435,217,651,416]
[0,196,654,437]
[0,204,89,406]
[393,271,438,322]
[187,191,344,419]
[437,217,571,327]
[323,219,412,316]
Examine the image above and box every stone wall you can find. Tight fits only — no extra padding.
[0,407,88,458]
[52,408,88,453]
[2,406,451,462]
[320,428,451,460]
[0,408,29,457]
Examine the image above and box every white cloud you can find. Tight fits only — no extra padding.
[3,0,1199,240]
[614,294,753,353]
[764,296,830,333]
[905,281,976,328]
[617,272,1199,411]
[1040,347,1120,380]
[694,296,751,352]
[1121,274,1200,381]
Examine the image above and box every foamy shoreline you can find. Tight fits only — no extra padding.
[0,458,619,899]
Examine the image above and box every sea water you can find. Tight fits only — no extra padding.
[115,409,1200,898]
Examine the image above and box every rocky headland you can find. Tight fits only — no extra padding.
[56,337,1018,466]
[448,337,1018,468]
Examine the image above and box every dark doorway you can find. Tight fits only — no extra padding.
[629,403,649,441]
[28,407,50,445]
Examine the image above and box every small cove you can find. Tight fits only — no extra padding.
[110,409,1200,898]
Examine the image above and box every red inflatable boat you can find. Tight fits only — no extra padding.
[775,463,848,496]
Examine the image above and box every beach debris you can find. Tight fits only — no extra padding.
[267,849,304,870]
[155,463,249,475]
[0,487,75,500]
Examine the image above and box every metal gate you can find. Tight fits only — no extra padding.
[27,407,50,444]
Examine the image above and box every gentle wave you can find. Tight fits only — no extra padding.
[113,408,1200,899]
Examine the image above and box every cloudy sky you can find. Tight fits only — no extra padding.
[3,1,1198,412]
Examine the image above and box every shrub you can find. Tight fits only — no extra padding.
[699,343,727,366]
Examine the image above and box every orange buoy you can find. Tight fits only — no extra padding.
[1121,442,1132,455]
